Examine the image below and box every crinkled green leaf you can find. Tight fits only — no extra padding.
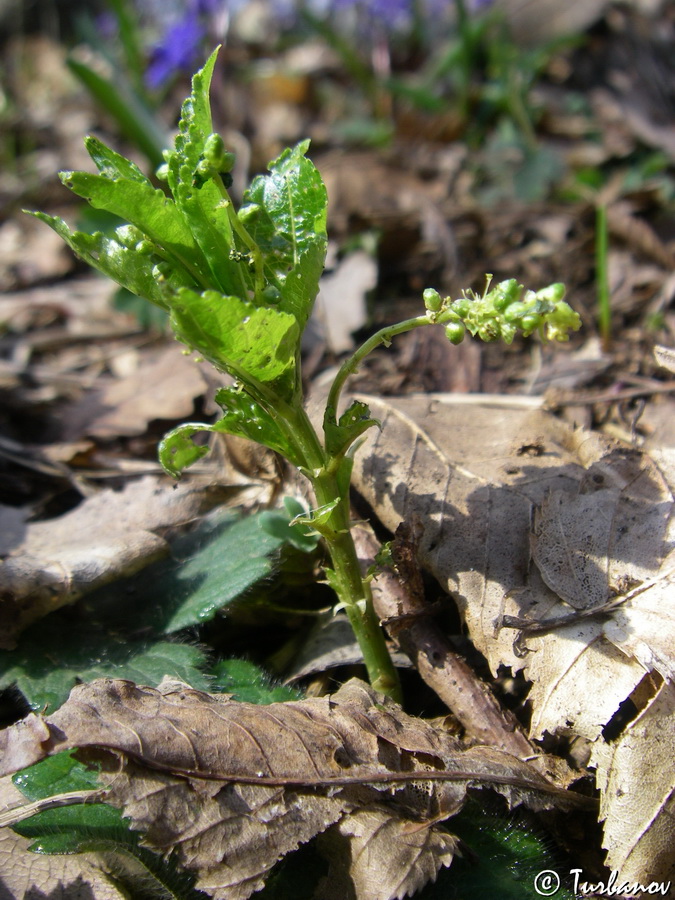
[158,422,213,476]
[324,399,379,458]
[0,621,209,713]
[241,141,327,327]
[159,388,303,477]
[209,659,302,703]
[213,387,302,462]
[60,162,208,285]
[28,212,173,309]
[164,48,250,297]
[169,287,299,398]
[85,133,151,183]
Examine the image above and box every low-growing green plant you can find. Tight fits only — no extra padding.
[30,48,580,702]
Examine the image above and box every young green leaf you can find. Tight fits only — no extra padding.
[27,212,175,309]
[159,387,305,477]
[163,48,252,297]
[85,133,152,183]
[59,165,208,287]
[241,141,328,327]
[324,399,379,459]
[168,287,300,398]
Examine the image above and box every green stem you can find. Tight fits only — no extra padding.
[326,313,432,426]
[312,473,402,703]
[213,173,265,298]
[596,203,611,352]
[274,401,402,702]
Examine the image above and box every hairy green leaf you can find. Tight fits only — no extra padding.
[259,497,321,553]
[0,622,209,712]
[419,800,574,899]
[156,510,288,632]
[209,659,302,703]
[12,752,204,898]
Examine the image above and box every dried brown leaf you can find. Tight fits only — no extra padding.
[0,476,235,647]
[347,393,675,883]
[592,679,675,886]
[0,677,578,900]
[65,345,211,440]
[316,806,461,900]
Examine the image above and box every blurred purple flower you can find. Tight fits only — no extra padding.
[146,9,206,89]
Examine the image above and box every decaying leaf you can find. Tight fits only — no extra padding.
[347,392,674,885]
[0,476,237,648]
[0,677,582,900]
[64,344,212,440]
[592,678,675,887]
[0,777,126,900]
[315,806,462,900]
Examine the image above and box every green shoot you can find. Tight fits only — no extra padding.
[29,49,581,702]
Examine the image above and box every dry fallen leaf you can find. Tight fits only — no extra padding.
[63,344,213,440]
[0,677,581,900]
[347,392,675,885]
[0,777,125,900]
[0,476,236,647]
[592,677,675,887]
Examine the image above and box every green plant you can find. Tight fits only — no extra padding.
[29,48,580,702]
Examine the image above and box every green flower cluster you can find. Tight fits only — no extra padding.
[424,277,581,345]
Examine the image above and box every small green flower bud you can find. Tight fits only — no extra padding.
[155,162,170,182]
[491,279,521,311]
[451,297,471,318]
[152,262,173,283]
[535,282,566,304]
[423,288,443,312]
[239,203,261,224]
[478,321,501,342]
[203,133,235,172]
[519,314,542,335]
[261,285,281,304]
[503,301,530,323]
[445,322,466,344]
[116,225,145,249]
[135,239,155,256]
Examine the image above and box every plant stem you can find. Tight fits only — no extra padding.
[326,313,432,424]
[596,203,612,352]
[281,403,402,703]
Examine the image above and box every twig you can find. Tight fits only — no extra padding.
[352,523,550,766]
[0,790,107,828]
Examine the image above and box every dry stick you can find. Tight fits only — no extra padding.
[352,524,547,765]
